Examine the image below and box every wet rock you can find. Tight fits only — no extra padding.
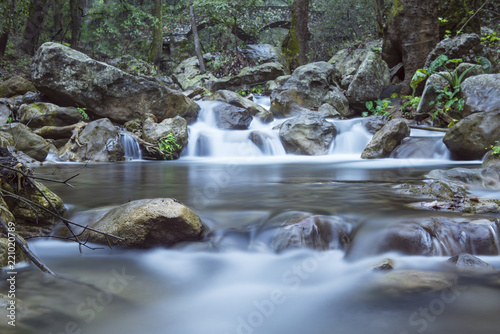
[18,102,85,128]
[443,110,500,160]
[270,62,347,117]
[460,74,500,116]
[414,73,449,119]
[271,213,353,252]
[370,258,395,272]
[373,270,457,296]
[345,51,390,111]
[58,118,124,162]
[80,198,206,248]
[361,119,410,159]
[249,131,275,151]
[0,123,50,161]
[426,167,500,189]
[363,116,390,134]
[265,75,290,92]
[207,90,273,123]
[482,151,500,168]
[390,137,448,159]
[0,233,30,267]
[31,42,199,124]
[447,253,499,275]
[212,103,252,130]
[315,103,342,118]
[374,217,500,256]
[0,76,36,98]
[279,114,337,155]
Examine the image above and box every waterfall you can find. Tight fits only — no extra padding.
[119,131,142,160]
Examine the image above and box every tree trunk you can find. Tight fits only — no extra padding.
[70,0,84,49]
[382,0,440,95]
[282,0,310,69]
[20,0,49,55]
[148,0,163,68]
[0,0,17,57]
[373,0,385,37]
[189,0,205,74]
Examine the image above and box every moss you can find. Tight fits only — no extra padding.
[391,0,404,17]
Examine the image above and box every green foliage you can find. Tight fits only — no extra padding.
[400,95,421,116]
[363,98,393,117]
[76,107,89,121]
[489,141,500,157]
[429,85,464,121]
[410,55,448,96]
[157,133,181,160]
[7,117,13,124]
[236,85,265,96]
[481,31,500,47]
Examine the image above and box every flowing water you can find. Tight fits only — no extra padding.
[2,98,500,334]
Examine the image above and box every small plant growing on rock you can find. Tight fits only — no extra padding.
[76,107,90,121]
[363,98,393,118]
[489,141,500,158]
[157,133,181,160]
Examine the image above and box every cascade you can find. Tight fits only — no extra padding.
[183,97,452,160]
[119,131,142,160]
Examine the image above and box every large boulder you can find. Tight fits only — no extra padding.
[239,44,288,70]
[208,62,285,92]
[0,123,50,161]
[80,198,206,248]
[361,119,410,159]
[0,76,36,98]
[271,213,353,252]
[174,55,218,90]
[443,110,500,160]
[212,103,252,130]
[345,51,390,111]
[270,62,348,117]
[279,114,337,155]
[31,42,199,124]
[424,33,484,69]
[58,118,124,162]
[373,216,500,256]
[207,90,273,123]
[18,102,85,128]
[460,74,500,116]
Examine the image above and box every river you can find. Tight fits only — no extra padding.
[2,99,500,334]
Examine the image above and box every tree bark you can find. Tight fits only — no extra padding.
[0,0,17,57]
[189,0,205,74]
[148,0,163,68]
[20,0,49,55]
[282,0,310,69]
[382,0,440,95]
[373,0,385,37]
[70,0,84,49]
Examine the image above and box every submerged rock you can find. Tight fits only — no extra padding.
[31,42,199,124]
[372,270,457,296]
[271,213,353,252]
[447,253,499,275]
[279,114,337,155]
[80,198,206,248]
[374,216,500,256]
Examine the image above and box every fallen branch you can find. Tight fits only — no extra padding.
[410,125,448,133]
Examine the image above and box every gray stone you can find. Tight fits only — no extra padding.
[31,42,199,124]
[142,116,188,156]
[18,102,85,128]
[361,119,410,159]
[80,198,206,248]
[0,123,50,161]
[447,253,499,275]
[279,114,337,155]
[0,76,36,98]
[443,110,500,160]
[207,90,273,123]
[346,51,390,111]
[460,74,500,116]
[425,33,484,69]
[212,103,252,130]
[58,118,124,162]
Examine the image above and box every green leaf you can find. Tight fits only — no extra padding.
[365,101,374,111]
[428,55,448,73]
[476,56,492,74]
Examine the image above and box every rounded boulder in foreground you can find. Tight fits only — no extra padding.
[83,198,206,248]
